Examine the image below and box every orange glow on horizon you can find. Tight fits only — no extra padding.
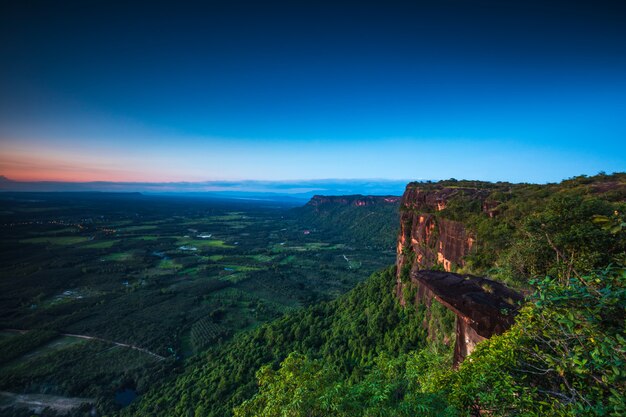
[0,167,206,183]
[2,171,131,183]
[0,149,174,183]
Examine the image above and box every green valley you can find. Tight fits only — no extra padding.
[1,173,625,417]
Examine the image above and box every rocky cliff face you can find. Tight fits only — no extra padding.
[403,270,523,366]
[395,183,522,365]
[396,185,492,274]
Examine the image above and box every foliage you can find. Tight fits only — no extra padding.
[0,192,395,415]
[445,173,626,287]
[292,197,400,250]
[445,266,626,416]
[230,266,625,417]
[512,194,618,282]
[125,267,445,417]
[0,329,58,366]
[3,175,625,416]
[234,351,455,417]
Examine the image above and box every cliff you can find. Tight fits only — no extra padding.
[395,182,522,365]
[401,270,523,366]
[396,184,497,273]
[293,194,401,250]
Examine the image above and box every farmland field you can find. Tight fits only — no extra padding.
[0,192,396,414]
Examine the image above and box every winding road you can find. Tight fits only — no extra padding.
[2,328,166,360]
[60,333,166,360]
[0,391,94,414]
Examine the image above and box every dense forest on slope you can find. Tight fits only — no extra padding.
[127,266,625,417]
[124,267,455,417]
[234,266,625,417]
[292,195,400,250]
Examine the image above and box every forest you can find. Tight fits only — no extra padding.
[1,173,625,417]
[126,173,625,417]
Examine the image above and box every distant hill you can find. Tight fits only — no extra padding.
[292,194,401,250]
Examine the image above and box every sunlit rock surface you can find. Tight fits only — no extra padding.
[395,183,522,365]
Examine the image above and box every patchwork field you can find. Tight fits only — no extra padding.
[0,192,396,414]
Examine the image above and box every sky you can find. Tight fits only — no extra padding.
[1,0,625,184]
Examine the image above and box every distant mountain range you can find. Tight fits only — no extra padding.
[0,176,408,201]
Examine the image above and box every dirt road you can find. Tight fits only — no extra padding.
[0,391,94,414]
[61,333,166,360]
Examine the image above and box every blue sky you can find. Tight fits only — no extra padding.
[0,0,625,183]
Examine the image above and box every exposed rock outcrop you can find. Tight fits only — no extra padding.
[399,270,523,366]
[395,183,522,365]
[397,185,492,273]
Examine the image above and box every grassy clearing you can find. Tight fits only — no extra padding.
[17,336,86,363]
[132,236,159,241]
[159,259,182,270]
[181,220,214,226]
[272,242,341,252]
[0,391,94,414]
[177,238,234,249]
[305,242,347,250]
[250,254,274,262]
[20,236,90,245]
[142,267,171,278]
[103,252,134,262]
[279,255,296,264]
[119,225,158,232]
[347,260,361,269]
[211,212,247,221]
[222,265,261,272]
[31,227,79,235]
[82,240,119,249]
[219,272,249,283]
[208,255,225,261]
[180,266,201,276]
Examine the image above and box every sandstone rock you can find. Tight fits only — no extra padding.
[395,183,522,366]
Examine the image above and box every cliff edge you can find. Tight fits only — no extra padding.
[395,182,522,365]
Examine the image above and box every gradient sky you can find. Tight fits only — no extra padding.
[1,0,625,183]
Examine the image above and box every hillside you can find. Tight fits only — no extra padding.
[3,174,624,416]
[118,173,626,417]
[292,194,401,250]
[124,266,449,417]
